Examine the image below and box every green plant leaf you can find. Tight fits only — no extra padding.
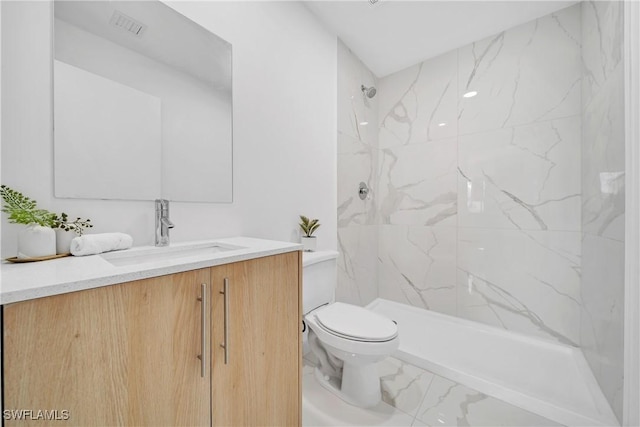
[298,214,320,237]
[0,185,56,226]
[0,185,93,232]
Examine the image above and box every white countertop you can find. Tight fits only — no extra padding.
[0,237,302,305]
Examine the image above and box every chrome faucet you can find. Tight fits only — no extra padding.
[155,199,175,247]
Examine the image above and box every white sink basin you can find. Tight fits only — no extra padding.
[100,243,241,267]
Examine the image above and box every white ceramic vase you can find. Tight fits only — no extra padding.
[55,228,76,255]
[301,236,317,252]
[17,224,56,259]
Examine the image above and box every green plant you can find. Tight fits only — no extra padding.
[299,215,320,237]
[52,212,93,236]
[0,185,56,227]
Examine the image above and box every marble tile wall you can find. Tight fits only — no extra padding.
[336,40,378,306]
[377,50,459,317]
[377,3,585,344]
[579,1,625,421]
[337,6,625,419]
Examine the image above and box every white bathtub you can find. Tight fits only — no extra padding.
[366,298,619,427]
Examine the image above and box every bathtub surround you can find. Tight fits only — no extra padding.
[376,4,583,345]
[1,1,337,258]
[368,298,619,426]
[336,1,625,421]
[337,5,585,342]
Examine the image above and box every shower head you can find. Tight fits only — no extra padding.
[361,85,377,98]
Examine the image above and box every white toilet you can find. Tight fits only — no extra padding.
[303,251,399,408]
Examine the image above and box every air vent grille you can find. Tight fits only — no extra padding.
[109,10,146,37]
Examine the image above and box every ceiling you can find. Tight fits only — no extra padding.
[305,0,578,77]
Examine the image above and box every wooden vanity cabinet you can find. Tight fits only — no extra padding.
[210,252,301,426]
[2,251,301,427]
[3,269,211,427]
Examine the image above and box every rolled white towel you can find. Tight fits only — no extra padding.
[70,233,133,256]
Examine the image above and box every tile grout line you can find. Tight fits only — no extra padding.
[410,369,437,426]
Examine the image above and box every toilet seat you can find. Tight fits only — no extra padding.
[312,302,398,342]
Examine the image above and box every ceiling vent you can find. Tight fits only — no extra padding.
[109,10,147,37]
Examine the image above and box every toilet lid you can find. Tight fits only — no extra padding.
[313,302,398,342]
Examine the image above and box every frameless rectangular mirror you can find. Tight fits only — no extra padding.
[53,0,232,202]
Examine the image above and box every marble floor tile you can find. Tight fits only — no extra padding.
[414,375,562,427]
[303,356,564,427]
[379,357,435,417]
[303,361,416,427]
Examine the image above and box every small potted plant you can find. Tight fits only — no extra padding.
[0,185,57,259]
[299,215,320,252]
[52,212,93,254]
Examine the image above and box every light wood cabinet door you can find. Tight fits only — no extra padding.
[210,252,301,426]
[3,270,211,427]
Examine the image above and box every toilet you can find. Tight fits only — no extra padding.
[303,251,399,408]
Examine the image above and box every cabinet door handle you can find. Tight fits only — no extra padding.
[220,277,229,364]
[197,283,207,378]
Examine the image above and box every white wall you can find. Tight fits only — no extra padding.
[1,1,337,257]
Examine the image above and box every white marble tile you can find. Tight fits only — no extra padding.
[378,138,457,227]
[302,362,416,427]
[458,116,581,231]
[303,350,319,367]
[338,40,378,145]
[579,2,625,421]
[581,65,625,241]
[337,226,378,306]
[378,357,435,417]
[582,1,623,109]
[338,123,377,157]
[580,234,625,422]
[458,4,581,135]
[457,228,581,345]
[378,225,457,315]
[379,51,458,149]
[337,39,379,309]
[415,375,562,426]
[338,147,377,227]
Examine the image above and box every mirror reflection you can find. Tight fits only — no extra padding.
[53,0,233,202]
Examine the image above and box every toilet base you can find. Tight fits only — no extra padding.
[314,361,382,408]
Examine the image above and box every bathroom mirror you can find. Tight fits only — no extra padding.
[53,0,232,202]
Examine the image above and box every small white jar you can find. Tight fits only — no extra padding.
[17,224,56,259]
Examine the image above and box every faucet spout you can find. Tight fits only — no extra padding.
[155,199,174,246]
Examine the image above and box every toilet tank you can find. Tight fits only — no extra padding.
[302,250,339,315]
